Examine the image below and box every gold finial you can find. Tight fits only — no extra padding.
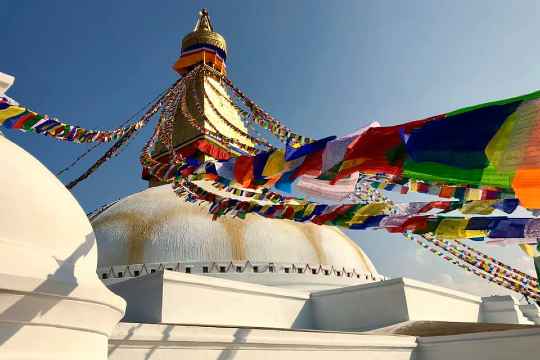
[181,8,227,56]
[193,8,213,32]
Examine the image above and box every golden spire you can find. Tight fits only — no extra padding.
[193,8,213,32]
[181,8,227,57]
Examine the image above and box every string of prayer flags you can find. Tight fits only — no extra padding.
[414,234,539,299]
[0,87,172,143]
[172,172,540,240]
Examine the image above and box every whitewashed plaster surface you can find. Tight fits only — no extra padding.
[0,136,125,359]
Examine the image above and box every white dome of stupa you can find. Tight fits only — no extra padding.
[92,184,381,291]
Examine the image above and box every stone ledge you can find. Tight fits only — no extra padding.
[417,326,540,344]
[110,322,418,349]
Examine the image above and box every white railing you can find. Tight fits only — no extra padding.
[97,260,382,282]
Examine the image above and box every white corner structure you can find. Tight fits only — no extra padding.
[520,302,540,324]
[0,72,15,138]
[0,134,126,359]
[0,72,14,95]
[480,295,533,324]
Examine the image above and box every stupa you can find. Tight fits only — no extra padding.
[92,9,381,292]
[3,9,540,360]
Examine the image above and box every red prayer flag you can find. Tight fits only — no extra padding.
[334,119,431,182]
[291,149,324,180]
[234,156,254,187]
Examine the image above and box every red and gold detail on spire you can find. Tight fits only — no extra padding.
[173,9,227,76]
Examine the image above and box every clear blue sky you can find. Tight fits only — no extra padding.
[2,0,539,296]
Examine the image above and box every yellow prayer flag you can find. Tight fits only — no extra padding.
[304,203,317,217]
[0,106,25,125]
[435,218,488,239]
[262,149,285,177]
[409,181,419,192]
[460,200,496,215]
[519,244,538,257]
[485,110,519,171]
[347,203,389,225]
[339,158,367,172]
[465,188,483,201]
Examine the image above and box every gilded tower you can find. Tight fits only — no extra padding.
[144,9,253,185]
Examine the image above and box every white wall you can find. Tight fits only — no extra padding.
[110,270,313,329]
[312,278,409,331]
[109,273,163,323]
[311,278,482,331]
[403,278,481,322]
[108,322,417,360]
[110,274,506,333]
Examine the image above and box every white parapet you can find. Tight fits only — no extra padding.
[108,270,312,329]
[108,273,495,333]
[311,277,482,331]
